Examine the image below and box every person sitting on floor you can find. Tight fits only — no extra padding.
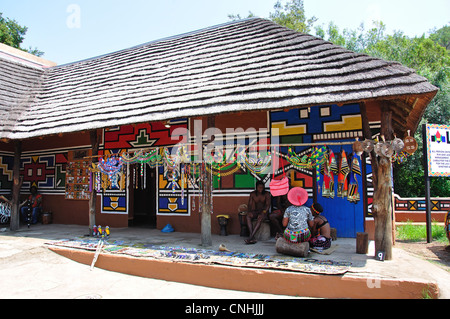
[282,187,314,243]
[309,202,332,250]
[269,194,290,239]
[20,186,43,225]
[245,181,271,244]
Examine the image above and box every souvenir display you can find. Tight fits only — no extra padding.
[380,142,394,158]
[321,148,338,198]
[269,155,289,196]
[337,149,349,198]
[98,156,124,190]
[48,238,352,275]
[403,130,418,155]
[392,135,405,153]
[347,153,361,203]
[352,138,363,156]
[374,140,383,156]
[66,160,91,200]
[362,139,374,153]
[80,132,414,209]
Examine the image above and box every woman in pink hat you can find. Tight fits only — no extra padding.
[282,187,314,243]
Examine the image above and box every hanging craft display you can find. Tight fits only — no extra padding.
[121,148,163,167]
[347,153,361,203]
[237,149,272,176]
[269,153,289,196]
[362,139,374,153]
[352,138,363,156]
[379,136,394,158]
[310,146,327,192]
[392,135,405,153]
[321,148,338,198]
[286,147,313,170]
[206,148,245,183]
[66,160,91,200]
[374,137,383,156]
[403,130,418,155]
[337,149,349,198]
[97,156,124,190]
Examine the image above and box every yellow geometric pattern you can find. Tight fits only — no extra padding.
[323,115,362,132]
[271,122,306,136]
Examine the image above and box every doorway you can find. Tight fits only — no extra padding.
[130,164,157,228]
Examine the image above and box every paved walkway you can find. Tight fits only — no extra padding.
[1,224,449,299]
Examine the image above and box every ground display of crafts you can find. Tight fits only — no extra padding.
[46,238,351,275]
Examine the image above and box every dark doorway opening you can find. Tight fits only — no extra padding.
[131,164,157,228]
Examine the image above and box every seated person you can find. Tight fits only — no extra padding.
[245,181,271,244]
[20,186,43,225]
[309,203,332,250]
[269,194,290,239]
[282,187,314,243]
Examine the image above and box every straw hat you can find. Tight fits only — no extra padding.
[287,187,309,206]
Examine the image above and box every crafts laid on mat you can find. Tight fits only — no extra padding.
[46,238,351,275]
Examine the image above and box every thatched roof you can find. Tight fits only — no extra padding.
[0,18,438,140]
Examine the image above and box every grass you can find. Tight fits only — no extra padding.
[396,221,448,243]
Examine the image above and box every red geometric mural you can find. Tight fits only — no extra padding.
[104,121,188,150]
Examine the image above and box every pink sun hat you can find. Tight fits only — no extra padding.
[287,187,309,206]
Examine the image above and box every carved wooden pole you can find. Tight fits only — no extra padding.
[372,103,394,260]
[89,130,99,235]
[10,140,22,231]
[201,116,215,247]
[360,102,378,192]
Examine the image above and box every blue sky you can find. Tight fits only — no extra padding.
[1,0,449,65]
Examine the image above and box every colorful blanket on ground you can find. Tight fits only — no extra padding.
[46,238,351,275]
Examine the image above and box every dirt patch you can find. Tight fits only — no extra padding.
[395,240,450,272]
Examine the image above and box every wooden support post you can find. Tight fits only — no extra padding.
[201,116,215,247]
[89,130,99,235]
[10,140,22,231]
[371,103,394,260]
[360,102,378,191]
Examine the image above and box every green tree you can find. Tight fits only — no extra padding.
[269,0,317,34]
[0,12,43,57]
[229,0,316,34]
[429,25,450,51]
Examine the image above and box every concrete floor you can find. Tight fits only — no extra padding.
[1,223,449,299]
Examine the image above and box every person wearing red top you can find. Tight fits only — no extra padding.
[20,186,43,225]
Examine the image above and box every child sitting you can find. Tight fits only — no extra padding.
[309,203,332,250]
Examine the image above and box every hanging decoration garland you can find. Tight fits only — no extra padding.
[236,149,272,176]
[87,132,416,206]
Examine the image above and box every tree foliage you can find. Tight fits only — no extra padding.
[229,0,450,197]
[269,0,317,34]
[0,12,43,57]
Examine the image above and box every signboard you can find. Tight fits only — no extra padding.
[425,124,450,177]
